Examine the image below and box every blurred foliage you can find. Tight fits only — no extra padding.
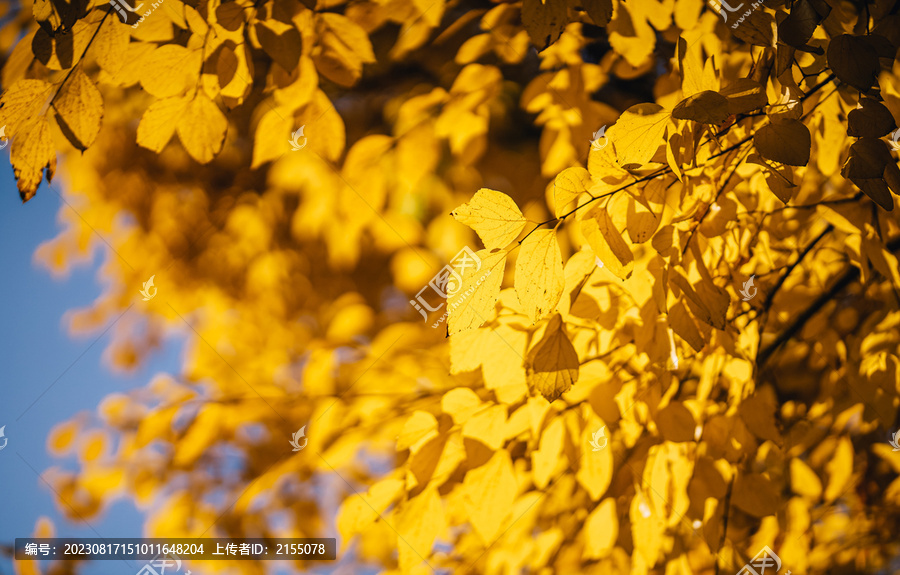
[3,0,900,573]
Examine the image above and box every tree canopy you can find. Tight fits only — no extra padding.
[4,0,900,572]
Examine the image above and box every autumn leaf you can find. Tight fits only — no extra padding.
[312,13,375,87]
[582,204,634,280]
[754,119,811,166]
[396,486,445,572]
[607,103,670,168]
[136,97,187,153]
[720,78,768,115]
[516,229,565,323]
[451,189,527,249]
[52,68,103,150]
[462,450,517,544]
[553,167,592,217]
[447,248,507,335]
[527,314,579,402]
[827,34,880,91]
[176,93,228,164]
[672,90,730,125]
[521,0,568,50]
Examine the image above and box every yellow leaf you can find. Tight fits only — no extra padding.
[521,0,567,50]
[336,477,404,548]
[313,13,376,87]
[731,472,780,517]
[582,206,634,280]
[655,402,696,443]
[731,10,775,47]
[463,450,517,544]
[48,421,79,455]
[583,498,617,559]
[672,90,730,125]
[516,229,565,323]
[554,167,592,217]
[137,44,201,98]
[608,2,656,67]
[576,415,613,500]
[790,458,822,500]
[0,79,54,136]
[251,106,291,168]
[480,324,529,404]
[531,416,564,489]
[582,0,613,26]
[396,486,445,573]
[720,78,768,115]
[753,119,811,166]
[824,436,854,502]
[608,103,670,168]
[408,433,466,489]
[295,90,346,162]
[53,68,103,150]
[452,189,527,250]
[447,249,507,335]
[527,314,579,402]
[645,442,692,526]
[738,389,782,443]
[626,178,666,244]
[668,299,704,352]
[9,116,54,202]
[176,93,228,164]
[398,411,439,453]
[669,268,727,330]
[254,19,301,72]
[137,96,188,153]
[462,404,507,451]
[173,404,222,466]
[93,19,131,77]
[441,387,484,424]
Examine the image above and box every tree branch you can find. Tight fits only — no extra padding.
[756,234,900,368]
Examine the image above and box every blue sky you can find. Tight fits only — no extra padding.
[0,168,182,575]
[0,169,375,575]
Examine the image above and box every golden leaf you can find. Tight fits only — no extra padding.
[526,314,579,402]
[452,189,527,250]
[462,450,517,544]
[531,416,564,489]
[583,498,617,559]
[582,205,634,280]
[175,93,228,164]
[515,229,565,323]
[137,96,188,153]
[53,68,103,150]
[607,103,670,168]
[396,486,445,572]
[447,249,507,335]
